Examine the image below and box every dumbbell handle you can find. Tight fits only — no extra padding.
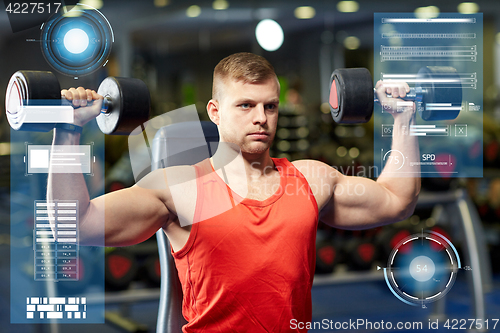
[63,95,112,114]
[373,87,428,104]
[101,96,112,114]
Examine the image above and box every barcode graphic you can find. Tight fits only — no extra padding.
[26,297,86,319]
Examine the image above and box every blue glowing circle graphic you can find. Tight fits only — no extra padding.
[384,230,460,307]
[64,28,90,54]
[40,4,113,77]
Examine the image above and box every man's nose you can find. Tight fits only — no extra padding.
[252,105,267,125]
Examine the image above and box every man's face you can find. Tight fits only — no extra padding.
[209,77,280,155]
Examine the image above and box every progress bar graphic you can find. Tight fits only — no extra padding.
[410,125,449,137]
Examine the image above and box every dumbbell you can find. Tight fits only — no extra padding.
[344,229,379,271]
[315,239,340,274]
[104,248,139,291]
[375,225,412,261]
[5,70,150,134]
[329,66,463,124]
[345,238,377,271]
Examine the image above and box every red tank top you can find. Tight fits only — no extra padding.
[172,158,318,332]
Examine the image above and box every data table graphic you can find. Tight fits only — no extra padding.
[33,200,79,281]
[374,13,483,178]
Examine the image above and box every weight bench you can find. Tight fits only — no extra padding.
[151,121,219,333]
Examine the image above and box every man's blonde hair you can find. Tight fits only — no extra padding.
[212,52,278,100]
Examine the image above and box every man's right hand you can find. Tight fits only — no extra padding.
[61,87,103,127]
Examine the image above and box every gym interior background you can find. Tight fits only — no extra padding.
[1,0,500,332]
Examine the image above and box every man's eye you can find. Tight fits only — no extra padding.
[239,103,251,109]
[265,104,277,110]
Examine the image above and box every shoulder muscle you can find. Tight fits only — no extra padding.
[292,159,339,210]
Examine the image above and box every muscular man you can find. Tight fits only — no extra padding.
[48,52,420,332]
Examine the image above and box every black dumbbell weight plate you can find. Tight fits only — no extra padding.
[417,66,462,121]
[329,68,374,124]
[96,77,150,135]
[5,71,61,131]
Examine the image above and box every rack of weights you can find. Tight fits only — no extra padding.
[272,104,310,161]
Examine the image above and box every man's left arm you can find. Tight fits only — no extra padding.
[294,81,420,230]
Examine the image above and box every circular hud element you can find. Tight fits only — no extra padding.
[384,230,460,307]
[40,4,113,77]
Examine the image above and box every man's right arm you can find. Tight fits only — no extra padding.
[47,87,173,247]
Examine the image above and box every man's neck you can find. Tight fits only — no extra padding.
[210,144,276,179]
[241,152,275,176]
[209,144,280,200]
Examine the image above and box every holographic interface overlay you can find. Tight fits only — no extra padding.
[27,144,93,175]
[383,230,462,308]
[11,122,105,323]
[374,13,483,178]
[40,3,113,77]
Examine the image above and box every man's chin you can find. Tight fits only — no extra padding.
[241,143,270,155]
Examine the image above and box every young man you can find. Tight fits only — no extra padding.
[49,52,420,332]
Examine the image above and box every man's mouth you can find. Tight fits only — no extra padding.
[248,131,269,139]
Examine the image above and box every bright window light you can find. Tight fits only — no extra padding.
[64,28,89,54]
[255,19,284,52]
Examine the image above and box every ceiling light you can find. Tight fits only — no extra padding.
[154,0,169,7]
[255,19,284,52]
[414,6,440,19]
[337,1,359,13]
[343,36,360,50]
[79,0,103,9]
[212,0,229,10]
[457,2,479,14]
[186,5,201,17]
[294,6,315,19]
